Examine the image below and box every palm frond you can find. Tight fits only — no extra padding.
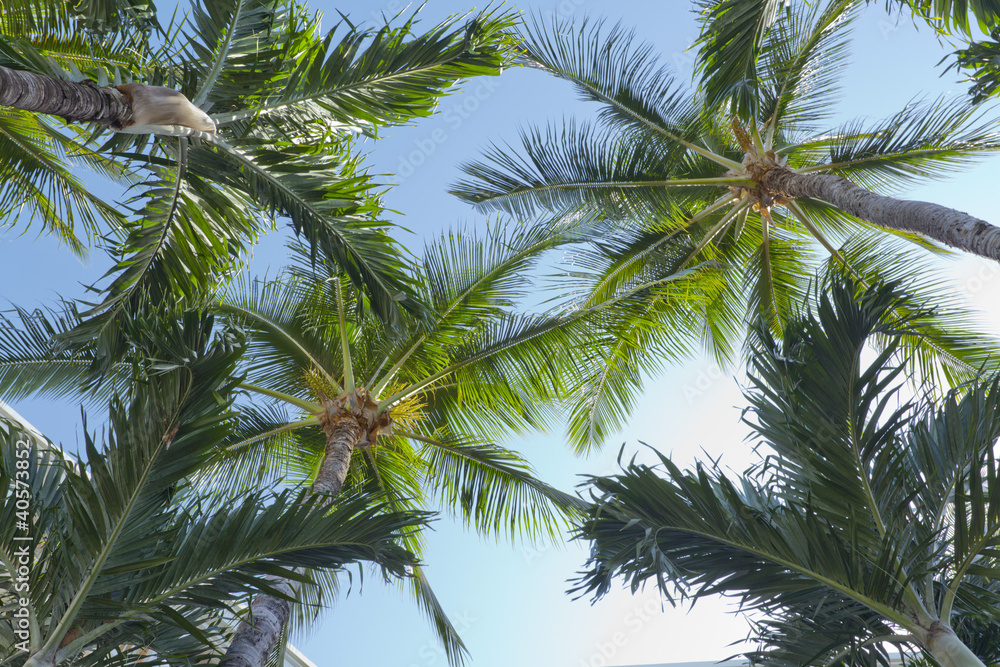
[887,0,1000,36]
[953,33,1000,103]
[694,0,787,117]
[575,274,1000,663]
[403,312,581,444]
[753,0,860,134]
[406,429,583,542]
[372,218,585,394]
[406,567,469,667]
[0,108,127,256]
[521,15,700,144]
[818,232,1000,387]
[184,0,295,108]
[210,6,518,132]
[56,148,259,371]
[199,400,320,495]
[0,304,122,405]
[797,97,1000,193]
[204,135,419,323]
[218,273,341,397]
[452,120,735,219]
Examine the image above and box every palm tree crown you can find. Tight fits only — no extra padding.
[0,0,518,370]
[576,273,1000,667]
[187,227,588,664]
[0,313,425,667]
[451,4,1000,448]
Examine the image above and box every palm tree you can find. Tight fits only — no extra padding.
[574,274,1000,667]
[210,226,591,666]
[451,5,1000,447]
[0,225,593,664]
[453,2,1000,315]
[0,312,425,667]
[0,0,517,367]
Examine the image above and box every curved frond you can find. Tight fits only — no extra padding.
[452,120,738,219]
[521,16,699,144]
[888,0,1000,36]
[796,97,1000,193]
[576,275,1000,663]
[753,0,860,134]
[694,0,786,116]
[211,7,518,132]
[953,33,1000,103]
[0,109,127,256]
[407,430,583,542]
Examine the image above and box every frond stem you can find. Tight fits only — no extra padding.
[216,301,340,394]
[225,416,320,452]
[474,176,754,210]
[584,193,733,307]
[940,523,1000,622]
[785,200,861,280]
[334,280,354,394]
[679,199,749,269]
[542,68,742,170]
[238,382,322,413]
[192,0,245,107]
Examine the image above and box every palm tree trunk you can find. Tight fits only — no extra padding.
[0,65,133,128]
[760,168,1000,262]
[924,621,987,667]
[222,413,362,667]
[313,417,361,494]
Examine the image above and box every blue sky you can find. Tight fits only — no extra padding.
[4,1,1000,665]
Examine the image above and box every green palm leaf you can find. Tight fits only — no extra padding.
[452,121,732,219]
[0,315,425,666]
[888,0,1000,35]
[576,275,1000,665]
[209,7,518,132]
[794,97,1000,192]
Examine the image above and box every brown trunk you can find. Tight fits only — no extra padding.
[222,404,362,667]
[0,66,215,132]
[760,168,1000,262]
[0,65,133,128]
[313,416,361,495]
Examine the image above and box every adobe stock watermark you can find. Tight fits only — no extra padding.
[406,608,476,667]
[962,261,1000,295]
[395,77,502,181]
[577,598,662,667]
[9,433,34,654]
[877,16,901,40]
[553,0,587,18]
[683,362,725,404]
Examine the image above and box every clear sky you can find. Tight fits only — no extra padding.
[3,1,1000,666]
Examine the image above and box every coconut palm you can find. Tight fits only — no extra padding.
[456,3,1000,258]
[451,5,1000,447]
[0,222,595,664]
[574,274,1000,667]
[0,0,517,368]
[209,224,596,666]
[0,312,425,667]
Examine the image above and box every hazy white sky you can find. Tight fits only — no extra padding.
[4,1,1000,665]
